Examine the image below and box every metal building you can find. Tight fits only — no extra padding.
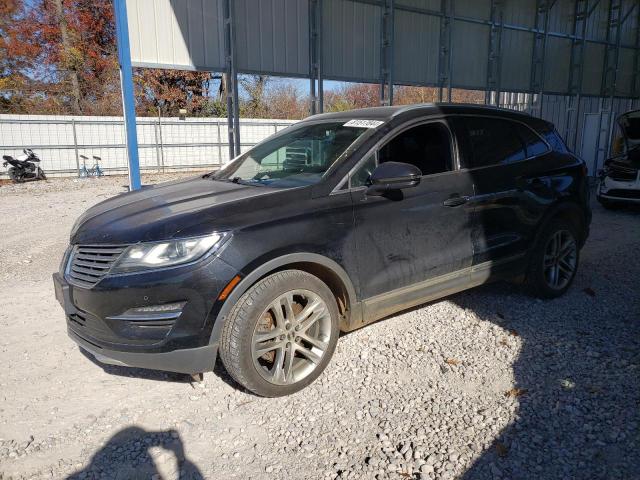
[114,0,640,189]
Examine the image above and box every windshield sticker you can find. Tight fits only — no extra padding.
[343,119,384,128]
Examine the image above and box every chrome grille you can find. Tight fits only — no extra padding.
[68,245,125,287]
[607,162,639,182]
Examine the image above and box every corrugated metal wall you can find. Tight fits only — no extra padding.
[127,0,225,70]
[322,0,381,82]
[126,0,639,98]
[535,94,640,171]
[500,30,534,91]
[234,0,310,76]
[392,8,439,86]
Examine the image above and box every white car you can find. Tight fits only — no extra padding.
[597,110,640,208]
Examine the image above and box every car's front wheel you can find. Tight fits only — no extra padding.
[219,270,340,397]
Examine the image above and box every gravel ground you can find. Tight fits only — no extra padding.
[0,175,638,480]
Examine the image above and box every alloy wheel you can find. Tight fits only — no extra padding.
[251,289,332,385]
[543,229,577,290]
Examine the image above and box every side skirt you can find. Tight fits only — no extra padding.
[348,255,525,330]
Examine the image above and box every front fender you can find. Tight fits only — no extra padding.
[207,252,361,345]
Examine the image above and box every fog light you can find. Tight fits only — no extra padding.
[107,302,187,322]
[130,302,186,313]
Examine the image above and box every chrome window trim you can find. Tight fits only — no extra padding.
[331,117,460,195]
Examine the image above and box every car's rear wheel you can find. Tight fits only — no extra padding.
[219,270,339,397]
[526,219,579,298]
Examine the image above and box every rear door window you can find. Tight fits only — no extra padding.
[542,129,570,153]
[515,123,551,158]
[460,117,526,168]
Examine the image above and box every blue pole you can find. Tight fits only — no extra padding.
[113,0,141,190]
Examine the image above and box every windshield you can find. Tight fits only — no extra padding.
[212,121,370,188]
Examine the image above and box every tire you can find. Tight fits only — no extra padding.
[219,270,340,397]
[8,168,21,183]
[38,168,47,180]
[526,218,580,299]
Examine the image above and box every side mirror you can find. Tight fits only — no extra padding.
[366,161,422,196]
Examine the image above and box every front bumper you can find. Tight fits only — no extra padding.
[597,176,640,203]
[69,328,218,374]
[53,253,239,374]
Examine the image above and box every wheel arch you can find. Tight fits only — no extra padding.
[532,199,589,252]
[208,253,361,345]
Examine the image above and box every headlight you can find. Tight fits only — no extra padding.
[111,233,225,273]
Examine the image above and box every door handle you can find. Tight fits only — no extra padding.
[529,177,546,190]
[443,195,469,207]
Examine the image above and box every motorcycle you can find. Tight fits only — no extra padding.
[2,149,47,183]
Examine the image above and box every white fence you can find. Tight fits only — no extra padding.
[3,95,640,178]
[0,115,296,177]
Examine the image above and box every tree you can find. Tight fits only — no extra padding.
[135,69,215,117]
[395,86,440,105]
[325,83,381,112]
[0,0,121,115]
[263,82,307,119]
[0,0,50,113]
[239,75,268,117]
[0,0,218,117]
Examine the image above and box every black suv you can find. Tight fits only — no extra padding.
[53,104,591,397]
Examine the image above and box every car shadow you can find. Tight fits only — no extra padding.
[598,202,640,213]
[341,197,639,479]
[66,426,203,480]
[450,279,640,478]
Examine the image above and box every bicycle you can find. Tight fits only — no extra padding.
[78,155,104,177]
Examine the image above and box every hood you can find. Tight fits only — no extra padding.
[618,110,640,147]
[611,110,640,168]
[71,176,290,244]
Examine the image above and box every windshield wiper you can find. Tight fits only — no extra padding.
[226,176,266,187]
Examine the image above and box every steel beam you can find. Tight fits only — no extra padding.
[113,0,141,190]
[309,0,323,114]
[596,0,623,170]
[485,0,504,105]
[309,0,317,114]
[380,0,394,106]
[565,0,589,149]
[529,0,552,116]
[223,0,240,159]
[601,0,623,98]
[438,0,453,102]
[350,0,637,50]
[318,1,324,114]
[632,4,640,97]
[620,3,637,27]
